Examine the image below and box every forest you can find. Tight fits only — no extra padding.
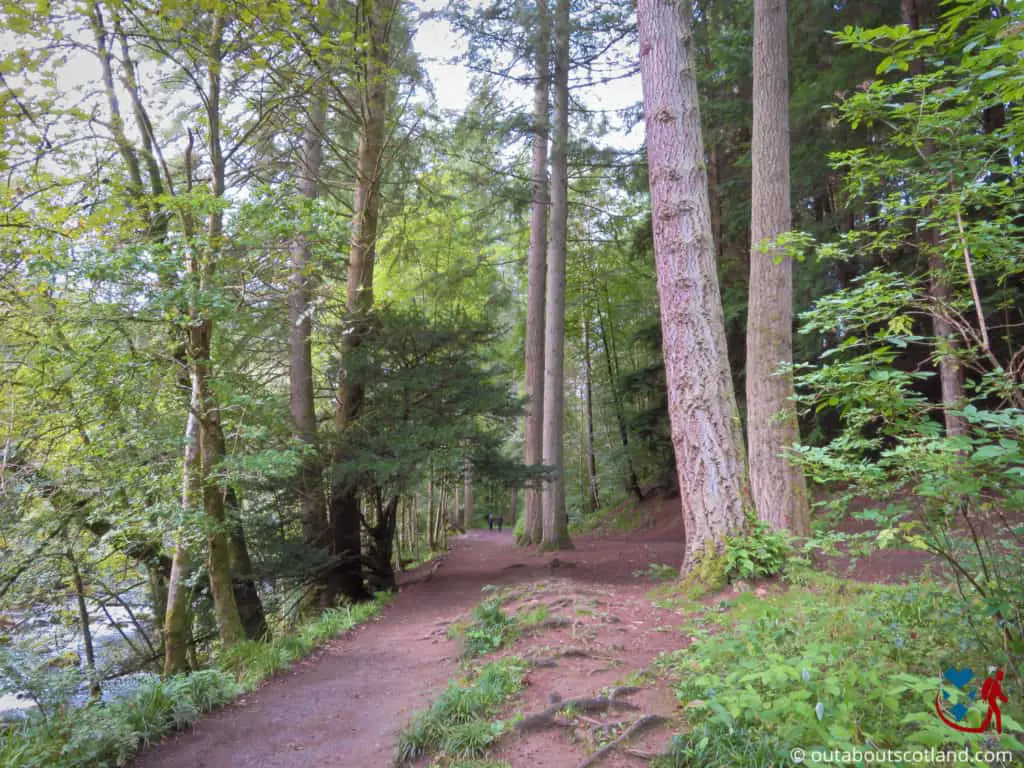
[0,0,1022,765]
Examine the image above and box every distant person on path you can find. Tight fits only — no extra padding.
[487,514,493,530]
[497,515,504,532]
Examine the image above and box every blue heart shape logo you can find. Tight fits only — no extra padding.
[944,667,974,689]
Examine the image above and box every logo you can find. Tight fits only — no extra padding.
[935,667,1007,733]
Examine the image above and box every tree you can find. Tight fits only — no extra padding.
[899,0,967,439]
[522,0,551,546]
[636,0,753,574]
[540,0,573,551]
[328,0,401,602]
[745,0,810,535]
[289,72,331,601]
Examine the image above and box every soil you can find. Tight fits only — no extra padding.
[133,495,939,768]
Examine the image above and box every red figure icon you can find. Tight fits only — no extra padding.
[935,669,1007,734]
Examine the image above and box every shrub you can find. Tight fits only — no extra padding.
[722,519,791,581]
[394,657,526,766]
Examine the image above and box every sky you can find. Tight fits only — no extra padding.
[411,0,645,150]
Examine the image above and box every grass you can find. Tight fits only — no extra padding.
[394,656,526,767]
[651,579,1024,767]
[0,592,393,768]
[447,592,551,659]
[632,562,678,581]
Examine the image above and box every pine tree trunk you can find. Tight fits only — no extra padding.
[540,0,573,551]
[746,0,810,535]
[637,0,753,574]
[289,90,330,575]
[523,0,551,547]
[581,317,600,512]
[329,0,397,603]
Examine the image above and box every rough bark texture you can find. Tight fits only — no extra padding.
[581,317,600,512]
[900,0,967,437]
[329,0,397,603]
[523,0,551,547]
[746,0,810,535]
[289,93,330,568]
[540,0,573,551]
[637,0,752,573]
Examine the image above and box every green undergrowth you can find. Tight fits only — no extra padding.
[394,656,526,767]
[448,592,549,658]
[652,579,1023,767]
[0,593,393,768]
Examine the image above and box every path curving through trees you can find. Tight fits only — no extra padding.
[132,528,683,768]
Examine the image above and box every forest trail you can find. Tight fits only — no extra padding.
[132,525,685,768]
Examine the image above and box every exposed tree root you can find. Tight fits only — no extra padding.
[576,714,667,768]
[514,687,641,733]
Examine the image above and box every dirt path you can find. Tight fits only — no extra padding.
[132,528,683,768]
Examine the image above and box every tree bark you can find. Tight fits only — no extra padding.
[163,408,197,676]
[637,0,753,574]
[746,0,810,535]
[196,11,245,645]
[900,0,967,438]
[463,460,474,529]
[523,0,551,547]
[581,316,600,513]
[540,0,573,551]
[328,0,398,603]
[290,90,330,576]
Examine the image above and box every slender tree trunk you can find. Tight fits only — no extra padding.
[746,0,810,535]
[900,0,967,438]
[195,12,245,645]
[290,91,330,575]
[581,316,600,512]
[68,546,100,697]
[523,0,551,547]
[329,0,398,603]
[426,474,436,549]
[597,302,642,499]
[540,0,573,551]
[510,486,518,524]
[453,481,460,530]
[637,0,753,574]
[463,460,474,529]
[164,408,197,675]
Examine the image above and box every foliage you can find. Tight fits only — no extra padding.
[393,657,526,766]
[790,0,1024,681]
[0,669,239,768]
[656,581,1024,765]
[0,594,390,767]
[723,520,792,581]
[448,597,520,659]
[633,563,678,581]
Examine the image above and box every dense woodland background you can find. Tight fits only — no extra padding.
[0,0,1022,762]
